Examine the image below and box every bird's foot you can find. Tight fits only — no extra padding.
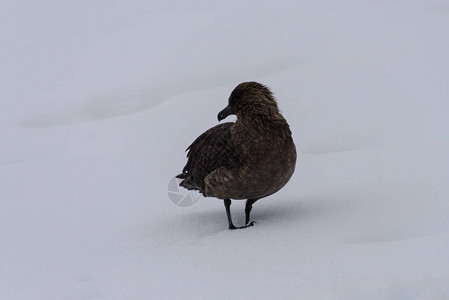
[229,221,256,230]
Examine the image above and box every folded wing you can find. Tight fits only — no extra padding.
[176,122,239,194]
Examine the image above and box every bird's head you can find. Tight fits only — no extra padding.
[218,82,280,122]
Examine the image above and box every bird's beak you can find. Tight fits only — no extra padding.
[217,105,234,121]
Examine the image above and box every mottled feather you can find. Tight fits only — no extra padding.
[176,122,239,194]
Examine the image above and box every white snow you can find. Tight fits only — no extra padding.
[1,1,449,299]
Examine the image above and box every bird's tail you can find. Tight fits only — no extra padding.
[176,173,205,195]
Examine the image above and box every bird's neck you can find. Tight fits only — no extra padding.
[236,113,291,137]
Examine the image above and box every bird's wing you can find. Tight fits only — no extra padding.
[176,122,239,192]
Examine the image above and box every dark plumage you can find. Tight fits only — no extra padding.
[177,82,297,229]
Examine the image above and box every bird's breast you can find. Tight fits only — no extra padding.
[236,134,296,197]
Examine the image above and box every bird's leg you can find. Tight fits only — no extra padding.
[224,199,254,230]
[245,199,258,226]
[224,199,236,229]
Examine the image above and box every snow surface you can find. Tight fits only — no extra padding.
[2,1,449,299]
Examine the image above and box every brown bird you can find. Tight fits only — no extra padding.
[176,82,297,229]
